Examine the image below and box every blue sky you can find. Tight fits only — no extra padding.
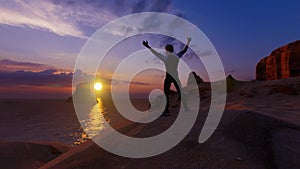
[0,0,299,79]
[0,0,299,98]
[173,0,300,79]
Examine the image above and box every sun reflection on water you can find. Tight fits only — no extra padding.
[84,99,106,137]
[73,98,107,146]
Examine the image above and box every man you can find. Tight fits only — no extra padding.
[142,37,191,116]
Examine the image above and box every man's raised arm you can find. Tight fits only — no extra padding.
[177,37,191,58]
[142,40,166,61]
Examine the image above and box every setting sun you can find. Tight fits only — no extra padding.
[94,82,103,91]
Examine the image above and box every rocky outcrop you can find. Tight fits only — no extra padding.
[187,71,203,85]
[226,74,239,92]
[73,82,97,105]
[0,141,70,169]
[256,40,300,80]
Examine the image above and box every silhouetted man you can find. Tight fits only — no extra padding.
[143,37,191,116]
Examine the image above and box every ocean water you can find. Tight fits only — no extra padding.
[0,99,98,145]
[0,98,150,146]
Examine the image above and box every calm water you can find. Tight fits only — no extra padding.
[0,98,148,146]
[74,98,107,145]
[0,99,108,146]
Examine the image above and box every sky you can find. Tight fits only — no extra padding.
[0,0,299,98]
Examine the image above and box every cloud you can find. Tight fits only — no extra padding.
[0,0,87,38]
[73,69,151,88]
[0,0,184,39]
[111,79,150,86]
[184,49,214,61]
[0,69,72,87]
[150,0,171,12]
[0,59,72,87]
[0,59,69,73]
[52,0,118,28]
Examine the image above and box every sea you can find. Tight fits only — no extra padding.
[0,98,150,146]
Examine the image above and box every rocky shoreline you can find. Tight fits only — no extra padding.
[1,77,300,169]
[7,109,296,169]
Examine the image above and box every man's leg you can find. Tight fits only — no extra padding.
[163,75,172,115]
[173,76,189,111]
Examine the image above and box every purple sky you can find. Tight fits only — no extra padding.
[0,0,299,98]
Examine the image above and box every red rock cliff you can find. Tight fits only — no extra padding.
[256,40,300,80]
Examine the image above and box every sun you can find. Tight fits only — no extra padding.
[94,82,103,91]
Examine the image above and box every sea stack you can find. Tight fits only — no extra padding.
[73,82,97,105]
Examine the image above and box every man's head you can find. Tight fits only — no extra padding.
[165,44,174,53]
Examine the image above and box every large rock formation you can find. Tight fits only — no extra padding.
[256,40,300,80]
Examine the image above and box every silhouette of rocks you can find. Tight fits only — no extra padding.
[66,96,73,103]
[226,74,239,92]
[186,71,211,99]
[226,74,236,81]
[256,40,300,80]
[187,71,203,85]
[73,82,97,105]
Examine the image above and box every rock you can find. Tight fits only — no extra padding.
[72,82,97,105]
[186,72,210,99]
[239,91,254,98]
[0,141,70,169]
[66,96,73,103]
[226,74,239,92]
[226,74,236,81]
[264,84,298,95]
[235,157,243,161]
[187,71,203,85]
[256,40,300,80]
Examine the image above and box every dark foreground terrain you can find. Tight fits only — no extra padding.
[1,77,300,169]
